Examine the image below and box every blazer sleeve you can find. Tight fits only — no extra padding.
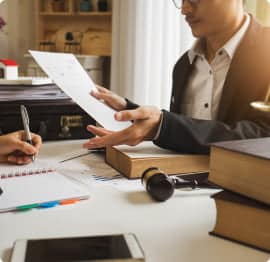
[125,98,139,110]
[153,110,270,155]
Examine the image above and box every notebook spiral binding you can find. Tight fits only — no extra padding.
[0,167,55,179]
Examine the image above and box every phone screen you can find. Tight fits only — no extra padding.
[25,235,131,262]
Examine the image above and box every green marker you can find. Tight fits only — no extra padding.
[17,204,39,211]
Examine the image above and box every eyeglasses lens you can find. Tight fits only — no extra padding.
[173,0,199,9]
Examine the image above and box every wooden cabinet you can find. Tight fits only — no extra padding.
[35,0,112,56]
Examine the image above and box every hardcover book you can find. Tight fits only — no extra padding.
[210,191,270,253]
[105,141,209,179]
[208,138,270,204]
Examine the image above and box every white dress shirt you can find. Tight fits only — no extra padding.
[181,14,250,120]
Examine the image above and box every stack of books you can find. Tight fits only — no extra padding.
[208,138,270,252]
[0,79,69,101]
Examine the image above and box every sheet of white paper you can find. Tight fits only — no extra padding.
[90,173,144,192]
[29,50,131,131]
[114,141,180,158]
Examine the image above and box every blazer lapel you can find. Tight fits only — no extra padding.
[170,54,197,113]
[217,16,262,121]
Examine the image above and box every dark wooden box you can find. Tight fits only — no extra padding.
[0,99,95,141]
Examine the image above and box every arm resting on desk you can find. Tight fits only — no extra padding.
[154,110,270,155]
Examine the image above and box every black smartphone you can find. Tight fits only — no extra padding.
[11,233,145,262]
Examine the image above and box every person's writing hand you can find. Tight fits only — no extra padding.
[91,85,127,111]
[83,106,162,149]
[0,131,42,164]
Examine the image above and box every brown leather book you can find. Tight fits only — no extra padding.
[105,142,209,179]
[210,191,270,253]
[208,138,270,205]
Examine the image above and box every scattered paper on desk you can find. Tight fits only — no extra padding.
[40,141,142,192]
[30,50,131,131]
[59,164,142,192]
[91,173,143,192]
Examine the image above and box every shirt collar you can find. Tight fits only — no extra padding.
[188,13,250,64]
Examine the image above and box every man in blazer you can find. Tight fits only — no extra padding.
[84,0,270,154]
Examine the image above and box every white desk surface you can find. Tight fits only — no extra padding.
[0,140,269,262]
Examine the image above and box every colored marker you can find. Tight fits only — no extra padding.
[15,198,82,211]
[60,199,79,205]
[39,201,59,208]
[17,204,39,211]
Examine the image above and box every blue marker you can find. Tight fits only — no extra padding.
[39,201,59,208]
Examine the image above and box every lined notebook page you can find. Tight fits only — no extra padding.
[0,161,90,212]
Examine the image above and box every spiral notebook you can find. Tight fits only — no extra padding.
[0,162,90,213]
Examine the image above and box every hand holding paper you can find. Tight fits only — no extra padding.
[91,85,128,111]
[29,50,131,131]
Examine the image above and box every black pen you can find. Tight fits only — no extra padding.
[20,105,35,162]
[0,187,3,196]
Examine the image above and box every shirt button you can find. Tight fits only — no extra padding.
[204,103,209,108]
[209,70,212,75]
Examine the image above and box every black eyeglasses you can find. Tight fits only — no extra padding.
[172,0,200,9]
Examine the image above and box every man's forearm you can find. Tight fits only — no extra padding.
[154,110,270,155]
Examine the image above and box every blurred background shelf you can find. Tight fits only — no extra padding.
[35,0,112,56]
[76,11,112,16]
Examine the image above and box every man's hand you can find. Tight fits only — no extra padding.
[91,85,127,111]
[83,106,162,149]
[0,131,42,164]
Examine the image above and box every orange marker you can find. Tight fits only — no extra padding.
[60,199,79,205]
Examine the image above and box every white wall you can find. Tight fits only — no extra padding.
[111,0,193,108]
[245,0,270,25]
[6,0,35,72]
[245,0,257,15]
[0,0,8,58]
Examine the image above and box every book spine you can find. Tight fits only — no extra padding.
[132,156,209,179]
[105,147,132,177]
